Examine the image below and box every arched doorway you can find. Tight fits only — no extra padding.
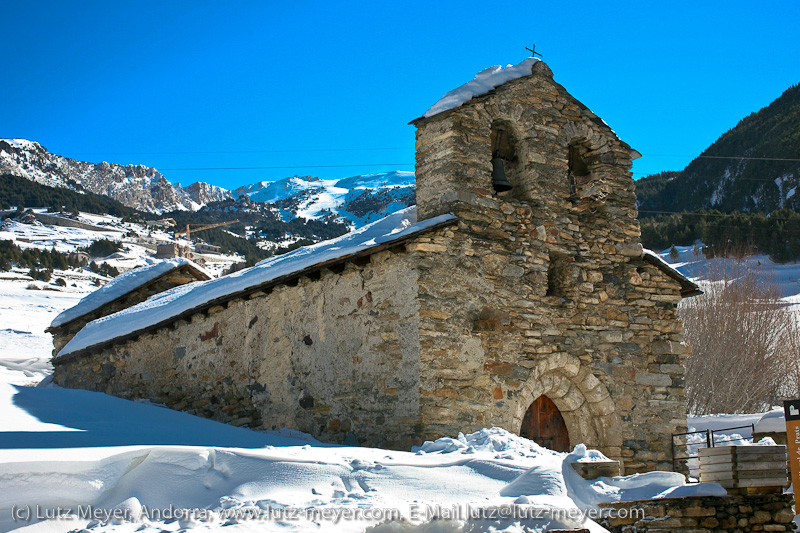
[520,395,570,452]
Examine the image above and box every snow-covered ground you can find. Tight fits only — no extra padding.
[0,275,97,386]
[660,243,800,302]
[0,271,728,533]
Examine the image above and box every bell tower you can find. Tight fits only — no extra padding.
[410,58,694,474]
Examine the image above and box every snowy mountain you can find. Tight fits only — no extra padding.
[1,139,416,227]
[233,171,416,227]
[0,139,231,214]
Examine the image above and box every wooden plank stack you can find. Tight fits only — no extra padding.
[698,445,788,494]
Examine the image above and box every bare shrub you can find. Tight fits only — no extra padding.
[680,257,800,414]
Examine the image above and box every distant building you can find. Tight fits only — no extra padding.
[146,218,177,228]
[156,243,179,258]
[68,252,91,266]
[194,243,221,255]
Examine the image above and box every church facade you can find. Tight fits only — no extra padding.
[53,59,698,474]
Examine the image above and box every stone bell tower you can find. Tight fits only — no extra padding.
[408,58,695,473]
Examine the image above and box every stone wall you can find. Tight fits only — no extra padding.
[599,494,796,532]
[54,248,425,448]
[411,61,690,473]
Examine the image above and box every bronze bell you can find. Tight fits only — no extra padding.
[491,153,513,192]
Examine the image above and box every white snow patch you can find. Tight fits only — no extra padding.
[1,138,40,150]
[565,445,725,510]
[0,279,91,385]
[423,58,540,118]
[754,407,786,434]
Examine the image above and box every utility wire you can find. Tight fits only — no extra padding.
[159,163,414,171]
[631,176,800,183]
[638,211,800,231]
[62,148,799,162]
[66,147,410,155]
[641,153,800,162]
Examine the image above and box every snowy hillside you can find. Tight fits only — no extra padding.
[0,139,231,214]
[233,171,416,227]
[657,244,800,301]
[635,83,800,214]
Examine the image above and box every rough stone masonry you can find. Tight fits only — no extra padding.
[53,60,698,474]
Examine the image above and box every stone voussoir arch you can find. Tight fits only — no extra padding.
[512,352,623,452]
[559,121,610,154]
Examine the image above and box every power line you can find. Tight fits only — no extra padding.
[64,147,410,156]
[62,148,799,162]
[61,145,800,162]
[641,153,800,162]
[638,209,800,223]
[160,163,415,171]
[633,174,800,182]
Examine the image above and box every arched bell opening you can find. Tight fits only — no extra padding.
[519,394,570,452]
[489,120,521,195]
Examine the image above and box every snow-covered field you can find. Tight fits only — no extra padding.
[0,271,729,533]
[664,243,800,302]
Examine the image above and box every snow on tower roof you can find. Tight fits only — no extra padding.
[422,57,540,119]
[50,258,212,328]
[57,207,457,358]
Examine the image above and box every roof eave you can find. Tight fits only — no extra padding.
[642,252,703,298]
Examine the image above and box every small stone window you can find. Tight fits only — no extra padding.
[567,143,589,203]
[567,141,608,206]
[546,252,572,298]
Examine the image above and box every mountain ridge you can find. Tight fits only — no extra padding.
[0,139,232,214]
[635,83,800,215]
[0,138,417,229]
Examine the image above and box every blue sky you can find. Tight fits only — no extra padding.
[2,1,798,191]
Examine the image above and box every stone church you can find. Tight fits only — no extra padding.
[53,58,699,474]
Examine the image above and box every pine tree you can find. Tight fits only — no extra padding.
[669,245,680,262]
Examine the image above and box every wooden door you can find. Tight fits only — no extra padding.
[520,395,570,452]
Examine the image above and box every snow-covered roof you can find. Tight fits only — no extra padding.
[58,207,457,358]
[50,258,212,329]
[422,57,540,119]
[754,408,785,434]
[642,248,703,297]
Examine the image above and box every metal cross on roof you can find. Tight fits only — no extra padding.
[525,45,542,59]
